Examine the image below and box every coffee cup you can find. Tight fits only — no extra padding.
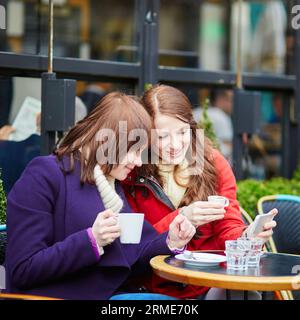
[208,195,229,207]
[118,213,144,244]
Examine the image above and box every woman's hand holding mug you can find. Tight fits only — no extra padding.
[92,209,121,248]
[179,196,228,228]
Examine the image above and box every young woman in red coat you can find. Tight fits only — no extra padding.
[122,85,277,299]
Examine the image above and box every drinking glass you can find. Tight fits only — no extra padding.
[237,238,264,267]
[225,240,249,271]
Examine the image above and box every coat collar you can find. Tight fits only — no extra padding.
[122,171,176,211]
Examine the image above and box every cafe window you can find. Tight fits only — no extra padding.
[158,0,294,76]
[2,0,137,62]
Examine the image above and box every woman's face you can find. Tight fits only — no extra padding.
[154,114,191,165]
[109,147,145,181]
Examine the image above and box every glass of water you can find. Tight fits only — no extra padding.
[239,238,264,267]
[225,240,249,271]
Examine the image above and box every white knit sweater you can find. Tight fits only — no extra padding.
[93,164,123,213]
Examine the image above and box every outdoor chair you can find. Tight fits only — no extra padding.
[257,195,300,255]
[240,207,291,300]
[257,195,300,300]
[240,206,254,226]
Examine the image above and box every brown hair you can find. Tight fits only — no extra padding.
[54,92,152,184]
[139,84,217,207]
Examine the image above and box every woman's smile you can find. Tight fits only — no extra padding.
[167,148,184,158]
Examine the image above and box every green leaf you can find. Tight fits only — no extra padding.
[144,83,153,92]
[198,98,220,149]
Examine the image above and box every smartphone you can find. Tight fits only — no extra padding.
[247,211,278,237]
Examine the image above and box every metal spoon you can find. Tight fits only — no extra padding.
[183,250,195,260]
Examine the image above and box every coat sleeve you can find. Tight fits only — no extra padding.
[152,210,179,233]
[134,223,172,270]
[6,157,99,290]
[211,151,247,248]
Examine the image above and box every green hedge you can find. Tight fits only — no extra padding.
[237,168,300,219]
[0,170,6,224]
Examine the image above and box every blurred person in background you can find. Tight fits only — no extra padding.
[194,89,233,161]
[0,97,87,194]
[79,82,112,113]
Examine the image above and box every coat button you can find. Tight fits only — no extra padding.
[139,178,145,183]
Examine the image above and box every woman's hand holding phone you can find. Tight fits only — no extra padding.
[244,208,278,243]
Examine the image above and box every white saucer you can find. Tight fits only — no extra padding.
[175,252,227,267]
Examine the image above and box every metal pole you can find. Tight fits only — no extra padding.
[138,0,159,94]
[224,0,232,71]
[232,0,244,179]
[236,0,243,89]
[293,0,300,176]
[41,0,56,155]
[36,0,42,55]
[281,94,290,177]
[232,89,245,180]
[48,0,54,73]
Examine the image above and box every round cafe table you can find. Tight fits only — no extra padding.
[0,293,61,300]
[150,251,300,300]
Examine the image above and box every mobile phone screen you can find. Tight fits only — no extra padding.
[248,211,277,237]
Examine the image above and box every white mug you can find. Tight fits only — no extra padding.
[118,213,144,244]
[208,195,229,207]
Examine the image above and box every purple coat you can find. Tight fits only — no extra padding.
[5,155,172,300]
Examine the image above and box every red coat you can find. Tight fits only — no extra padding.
[122,150,246,299]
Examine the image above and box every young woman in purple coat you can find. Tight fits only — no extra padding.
[5,92,195,300]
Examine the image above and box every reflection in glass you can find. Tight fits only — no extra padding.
[231,0,287,75]
[159,0,292,75]
[2,0,137,62]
